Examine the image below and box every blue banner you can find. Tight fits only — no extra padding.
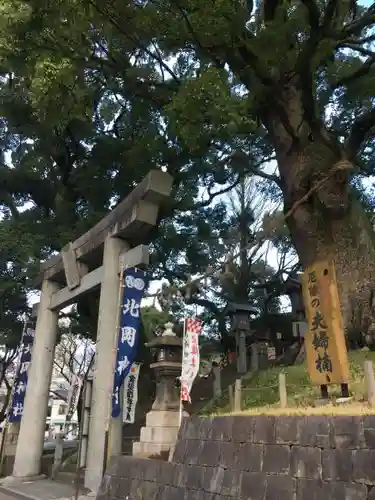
[111,268,148,418]
[9,321,35,422]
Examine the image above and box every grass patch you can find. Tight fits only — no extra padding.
[200,350,375,416]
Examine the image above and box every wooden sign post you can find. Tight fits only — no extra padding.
[301,260,350,397]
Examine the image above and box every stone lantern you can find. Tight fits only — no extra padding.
[225,302,258,374]
[284,274,305,320]
[132,322,183,458]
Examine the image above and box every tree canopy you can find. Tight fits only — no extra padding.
[0,0,375,335]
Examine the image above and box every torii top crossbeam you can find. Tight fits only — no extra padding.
[36,170,173,285]
[32,170,173,313]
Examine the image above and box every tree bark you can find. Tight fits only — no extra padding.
[262,80,375,334]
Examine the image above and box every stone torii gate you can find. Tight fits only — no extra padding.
[8,171,172,493]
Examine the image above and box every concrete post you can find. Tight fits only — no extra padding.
[238,332,247,374]
[234,379,242,412]
[251,343,259,372]
[278,373,287,408]
[12,279,60,478]
[364,360,375,408]
[212,364,221,399]
[84,237,128,493]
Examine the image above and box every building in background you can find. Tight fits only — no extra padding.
[46,375,79,440]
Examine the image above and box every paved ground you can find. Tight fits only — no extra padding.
[0,492,23,500]
[0,479,84,500]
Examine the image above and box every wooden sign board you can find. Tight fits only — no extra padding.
[301,260,349,386]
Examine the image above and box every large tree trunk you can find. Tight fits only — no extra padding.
[262,80,375,335]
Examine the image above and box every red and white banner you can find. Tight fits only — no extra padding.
[180,317,202,402]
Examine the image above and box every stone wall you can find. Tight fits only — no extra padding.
[97,415,375,499]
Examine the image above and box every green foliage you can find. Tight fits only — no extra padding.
[203,350,375,415]
[0,0,374,348]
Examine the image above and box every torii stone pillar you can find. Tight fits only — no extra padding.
[84,236,128,492]
[11,279,60,479]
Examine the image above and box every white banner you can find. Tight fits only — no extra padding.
[180,318,202,402]
[122,362,141,424]
[67,374,82,420]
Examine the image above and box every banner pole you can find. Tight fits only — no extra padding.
[179,318,187,427]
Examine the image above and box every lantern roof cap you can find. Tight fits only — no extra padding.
[145,322,182,348]
[224,302,259,315]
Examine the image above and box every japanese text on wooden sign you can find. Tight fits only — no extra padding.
[180,318,202,403]
[301,260,349,386]
[9,322,35,422]
[112,268,148,418]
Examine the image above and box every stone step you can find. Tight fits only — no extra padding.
[140,425,178,444]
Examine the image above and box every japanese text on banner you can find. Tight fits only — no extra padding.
[9,322,35,422]
[122,363,141,424]
[112,268,148,418]
[67,374,82,420]
[301,260,349,386]
[180,318,202,403]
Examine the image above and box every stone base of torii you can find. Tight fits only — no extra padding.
[1,171,173,494]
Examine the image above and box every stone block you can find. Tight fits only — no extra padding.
[146,410,181,428]
[159,461,177,485]
[353,449,375,484]
[113,476,132,498]
[172,439,187,463]
[133,458,153,480]
[140,425,179,444]
[299,417,331,448]
[130,478,144,500]
[291,446,322,479]
[141,480,161,499]
[198,440,222,467]
[171,463,186,487]
[364,429,375,449]
[218,441,238,469]
[143,459,163,482]
[220,469,242,497]
[296,479,337,500]
[275,416,300,444]
[334,482,368,500]
[265,475,296,500]
[322,449,353,482]
[237,442,263,472]
[262,444,291,475]
[199,418,213,439]
[231,416,254,443]
[205,466,225,494]
[163,485,186,500]
[368,486,375,499]
[185,439,205,464]
[132,441,171,458]
[331,416,362,449]
[240,471,267,498]
[211,416,234,441]
[362,415,375,430]
[182,416,203,439]
[185,464,206,490]
[253,416,276,443]
[178,417,189,438]
[363,416,375,449]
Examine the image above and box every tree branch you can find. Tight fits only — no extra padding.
[338,3,375,38]
[323,0,339,30]
[300,0,321,30]
[345,107,375,160]
[193,177,242,209]
[333,54,375,89]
